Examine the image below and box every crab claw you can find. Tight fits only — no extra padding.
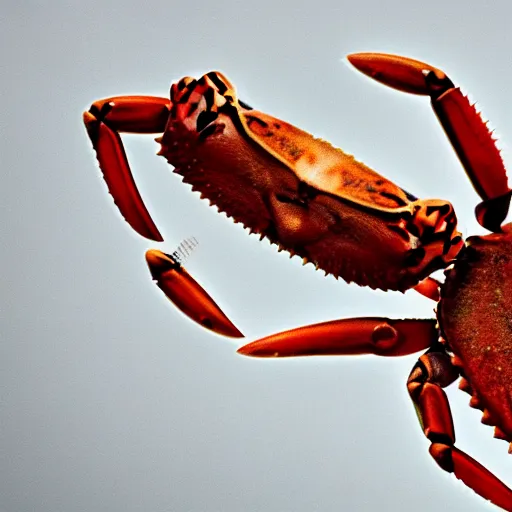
[145,249,243,338]
[83,96,171,241]
[348,52,511,233]
[238,318,435,358]
[347,52,446,95]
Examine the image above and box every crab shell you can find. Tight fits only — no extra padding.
[157,72,463,292]
[440,225,512,442]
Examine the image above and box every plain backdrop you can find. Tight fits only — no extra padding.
[2,1,512,511]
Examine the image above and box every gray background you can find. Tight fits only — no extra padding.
[3,1,512,511]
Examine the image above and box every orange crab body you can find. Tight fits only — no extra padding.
[157,72,462,291]
[84,52,512,510]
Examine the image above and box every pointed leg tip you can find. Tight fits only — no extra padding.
[182,310,243,339]
[219,324,244,339]
[198,300,244,340]
[237,344,257,357]
[153,232,164,242]
[237,343,277,357]
[183,304,244,340]
[345,52,376,73]
[346,52,360,64]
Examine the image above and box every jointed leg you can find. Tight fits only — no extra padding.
[408,349,512,511]
[84,97,245,337]
[348,53,511,232]
[145,249,243,338]
[238,318,436,357]
[83,96,171,240]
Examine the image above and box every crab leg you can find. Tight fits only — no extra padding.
[146,249,243,338]
[348,53,511,232]
[237,318,436,357]
[84,97,243,337]
[83,96,171,240]
[408,350,512,511]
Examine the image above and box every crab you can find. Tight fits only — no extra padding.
[83,52,512,510]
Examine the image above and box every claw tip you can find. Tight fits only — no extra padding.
[237,343,266,357]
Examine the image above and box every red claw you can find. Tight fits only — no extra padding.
[83,96,171,241]
[83,111,162,241]
[348,52,511,232]
[238,318,436,358]
[347,52,444,95]
[145,249,243,338]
